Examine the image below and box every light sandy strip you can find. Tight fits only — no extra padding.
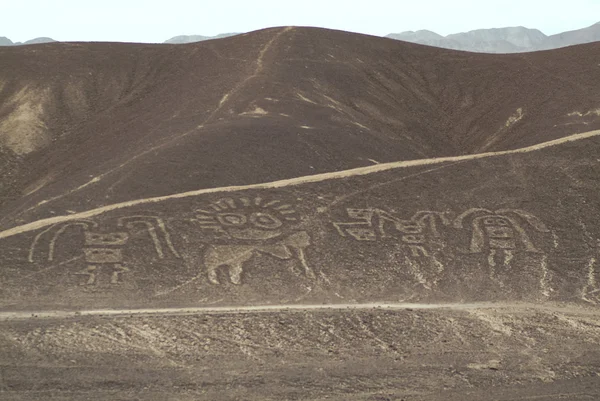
[0,302,598,322]
[1,129,599,240]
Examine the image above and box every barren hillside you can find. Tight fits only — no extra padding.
[1,126,600,400]
[1,27,600,400]
[1,27,599,229]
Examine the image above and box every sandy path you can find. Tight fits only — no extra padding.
[1,302,598,322]
[1,128,599,240]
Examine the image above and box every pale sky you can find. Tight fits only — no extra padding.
[1,0,599,43]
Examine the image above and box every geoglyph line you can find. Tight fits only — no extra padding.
[0,302,598,322]
[0,129,599,241]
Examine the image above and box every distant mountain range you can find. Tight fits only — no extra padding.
[0,37,56,46]
[1,21,599,52]
[164,33,240,44]
[0,34,241,46]
[386,21,600,53]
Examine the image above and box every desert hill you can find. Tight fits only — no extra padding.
[1,27,600,400]
[3,21,599,51]
[1,26,600,230]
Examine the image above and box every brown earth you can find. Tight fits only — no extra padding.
[1,26,600,228]
[2,306,600,401]
[1,27,600,400]
[2,129,599,309]
[0,127,599,399]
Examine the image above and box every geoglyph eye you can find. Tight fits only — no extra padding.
[483,217,510,226]
[217,213,247,226]
[195,197,299,233]
[250,212,282,229]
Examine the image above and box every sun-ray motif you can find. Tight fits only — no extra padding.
[262,200,281,208]
[194,197,300,237]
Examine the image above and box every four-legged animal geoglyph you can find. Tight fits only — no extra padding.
[194,197,314,284]
[204,231,313,285]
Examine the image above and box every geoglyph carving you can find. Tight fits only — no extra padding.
[333,208,449,256]
[117,216,180,259]
[194,197,314,284]
[333,206,552,291]
[28,216,180,285]
[581,237,600,304]
[583,257,600,304]
[333,208,449,288]
[453,208,549,267]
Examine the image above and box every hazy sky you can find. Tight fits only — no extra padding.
[2,0,600,43]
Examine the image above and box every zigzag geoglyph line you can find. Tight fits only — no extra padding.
[0,129,599,241]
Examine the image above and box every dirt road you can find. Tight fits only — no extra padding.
[1,301,598,322]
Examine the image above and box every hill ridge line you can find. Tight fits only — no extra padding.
[1,302,598,322]
[1,128,598,240]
